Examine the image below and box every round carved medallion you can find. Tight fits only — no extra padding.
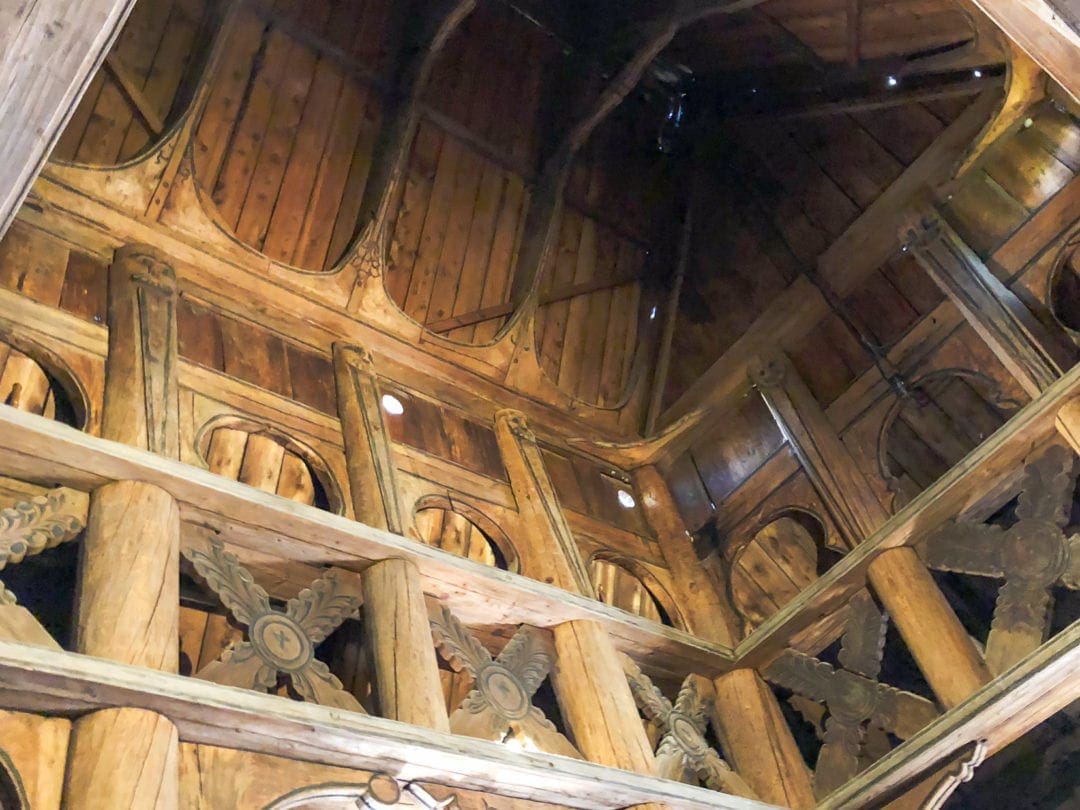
[1002,521,1067,584]
[477,663,530,720]
[668,712,709,756]
[249,613,312,672]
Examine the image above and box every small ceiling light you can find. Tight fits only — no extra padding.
[380,393,404,415]
[973,68,983,78]
[649,305,658,320]
[617,489,636,509]
[886,75,899,88]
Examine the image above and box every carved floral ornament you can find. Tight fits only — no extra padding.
[0,488,87,606]
[428,605,580,758]
[620,654,755,800]
[183,538,364,709]
[264,775,459,809]
[764,590,939,798]
[919,444,1080,674]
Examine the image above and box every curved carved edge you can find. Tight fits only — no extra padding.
[182,537,271,626]
[0,487,88,604]
[920,740,988,810]
[264,775,461,809]
[429,604,493,677]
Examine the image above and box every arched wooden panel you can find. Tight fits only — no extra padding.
[879,371,1018,508]
[1049,240,1080,337]
[413,507,501,569]
[588,558,666,625]
[0,343,82,428]
[193,0,392,271]
[52,0,221,165]
[729,516,818,631]
[203,426,336,511]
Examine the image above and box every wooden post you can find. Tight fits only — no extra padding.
[550,620,661,808]
[493,409,595,595]
[362,558,450,732]
[751,352,991,707]
[634,465,816,808]
[66,480,180,808]
[1055,398,1080,454]
[332,343,403,531]
[902,213,1068,398]
[103,244,180,457]
[0,0,138,239]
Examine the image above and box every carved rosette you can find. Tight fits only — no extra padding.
[620,654,755,799]
[183,538,364,710]
[429,605,581,758]
[0,487,88,606]
[764,591,939,798]
[920,445,1080,673]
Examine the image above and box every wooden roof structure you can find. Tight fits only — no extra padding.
[0,0,1079,807]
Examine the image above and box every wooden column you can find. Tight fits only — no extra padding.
[493,409,594,595]
[362,558,450,732]
[66,480,180,809]
[634,465,816,808]
[751,352,991,708]
[103,243,180,457]
[0,0,138,238]
[332,343,403,532]
[550,620,660,808]
[903,213,1068,398]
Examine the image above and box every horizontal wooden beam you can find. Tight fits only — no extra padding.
[0,405,736,682]
[819,618,1080,808]
[427,271,642,333]
[733,358,1080,669]
[0,640,769,810]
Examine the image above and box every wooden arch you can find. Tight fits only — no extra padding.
[410,493,519,573]
[0,748,27,809]
[587,551,680,629]
[0,335,88,430]
[194,415,345,514]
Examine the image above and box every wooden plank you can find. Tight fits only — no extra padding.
[968,0,1080,104]
[0,641,769,810]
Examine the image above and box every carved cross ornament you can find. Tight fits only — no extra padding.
[428,606,581,758]
[620,654,755,799]
[920,445,1080,674]
[183,539,364,710]
[0,488,87,606]
[764,591,939,798]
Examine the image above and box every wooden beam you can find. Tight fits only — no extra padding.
[819,618,1080,808]
[0,641,771,810]
[646,208,692,435]
[0,406,736,682]
[733,358,1080,669]
[845,0,861,68]
[0,0,138,239]
[102,54,164,136]
[902,213,1070,397]
[968,0,1080,103]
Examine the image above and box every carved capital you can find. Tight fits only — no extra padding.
[112,243,178,294]
[335,342,377,371]
[496,409,535,443]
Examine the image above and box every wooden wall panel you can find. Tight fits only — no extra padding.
[52,0,217,165]
[382,385,506,482]
[193,0,391,271]
[176,298,336,415]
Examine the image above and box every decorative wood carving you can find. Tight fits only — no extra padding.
[764,591,940,797]
[183,538,364,710]
[620,654,755,799]
[920,444,1080,674]
[0,487,88,605]
[920,740,988,810]
[332,343,404,531]
[429,605,581,758]
[265,773,461,809]
[103,243,180,456]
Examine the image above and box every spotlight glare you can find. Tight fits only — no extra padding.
[886,75,899,88]
[617,489,636,509]
[380,393,404,415]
